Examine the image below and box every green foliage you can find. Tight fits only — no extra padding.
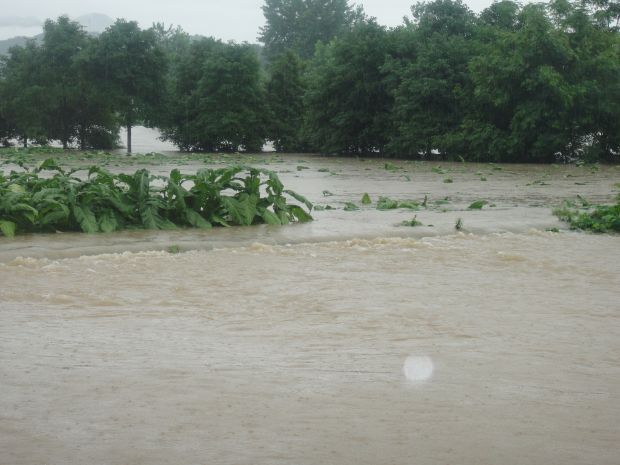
[266,50,307,152]
[361,193,371,204]
[304,20,392,154]
[468,200,488,209]
[0,16,120,150]
[399,216,422,227]
[0,2,619,163]
[376,196,420,210]
[344,202,359,211]
[385,0,477,158]
[0,41,48,146]
[455,217,463,230]
[554,195,620,232]
[90,20,166,152]
[376,196,399,210]
[159,38,266,152]
[0,160,312,237]
[259,0,361,61]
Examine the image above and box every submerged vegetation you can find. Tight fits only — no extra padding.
[0,159,312,237]
[554,195,620,233]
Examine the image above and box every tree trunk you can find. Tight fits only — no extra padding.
[23,136,27,148]
[127,100,134,153]
[127,124,132,153]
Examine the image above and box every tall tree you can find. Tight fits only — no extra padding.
[259,0,361,61]
[0,41,48,147]
[386,0,477,158]
[266,50,306,152]
[160,38,267,152]
[462,4,575,162]
[304,19,392,154]
[40,16,89,148]
[91,20,166,152]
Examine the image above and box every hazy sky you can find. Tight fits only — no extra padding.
[0,0,498,41]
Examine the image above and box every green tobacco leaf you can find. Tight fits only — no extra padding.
[8,184,26,194]
[0,220,16,238]
[376,197,398,210]
[10,203,38,223]
[185,209,211,228]
[36,158,63,173]
[361,193,371,205]
[398,200,420,210]
[468,200,488,209]
[39,204,70,226]
[284,189,313,211]
[344,202,359,211]
[258,208,282,225]
[73,205,99,233]
[222,194,258,226]
[99,212,119,233]
[289,205,313,222]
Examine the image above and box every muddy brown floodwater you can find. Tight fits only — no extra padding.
[1,148,619,465]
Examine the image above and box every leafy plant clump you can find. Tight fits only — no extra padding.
[376,196,420,211]
[0,159,313,237]
[554,195,620,233]
[468,200,488,209]
[399,216,422,227]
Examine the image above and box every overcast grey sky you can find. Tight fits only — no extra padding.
[0,0,498,41]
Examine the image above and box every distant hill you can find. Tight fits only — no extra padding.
[0,13,114,56]
[0,35,40,55]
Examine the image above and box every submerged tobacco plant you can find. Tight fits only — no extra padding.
[399,216,422,227]
[0,159,313,237]
[468,200,488,209]
[554,194,620,233]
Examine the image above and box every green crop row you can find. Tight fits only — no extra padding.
[0,159,312,237]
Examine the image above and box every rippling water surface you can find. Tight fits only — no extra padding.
[1,141,619,464]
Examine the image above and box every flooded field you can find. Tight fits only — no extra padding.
[1,145,619,464]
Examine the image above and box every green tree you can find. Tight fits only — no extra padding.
[304,20,392,154]
[0,77,15,144]
[160,38,267,152]
[91,20,166,152]
[0,41,48,147]
[461,5,577,162]
[386,0,478,158]
[40,16,91,148]
[259,0,361,61]
[266,50,306,151]
[70,35,121,150]
[479,0,521,31]
[549,0,620,160]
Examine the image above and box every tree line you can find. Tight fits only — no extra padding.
[0,0,618,162]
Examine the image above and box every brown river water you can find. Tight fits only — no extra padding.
[1,136,619,464]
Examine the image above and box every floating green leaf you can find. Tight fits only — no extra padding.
[468,200,488,209]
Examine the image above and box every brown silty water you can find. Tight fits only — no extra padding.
[1,137,619,464]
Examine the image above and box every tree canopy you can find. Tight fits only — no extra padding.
[0,1,618,162]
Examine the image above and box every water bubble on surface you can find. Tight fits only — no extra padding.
[403,355,434,382]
